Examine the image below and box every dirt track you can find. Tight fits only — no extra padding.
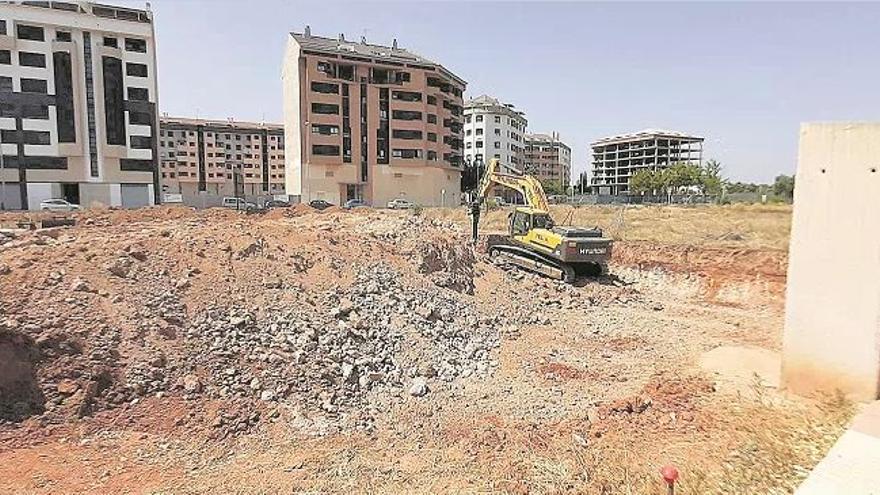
[0,205,849,494]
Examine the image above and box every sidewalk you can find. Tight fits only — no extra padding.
[796,401,880,494]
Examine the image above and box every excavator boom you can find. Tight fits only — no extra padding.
[477,158,550,212]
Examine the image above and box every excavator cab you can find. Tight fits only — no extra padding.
[509,207,554,238]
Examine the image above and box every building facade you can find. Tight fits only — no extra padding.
[0,1,159,210]
[590,129,703,195]
[282,28,466,207]
[158,117,285,204]
[524,132,571,193]
[463,94,526,174]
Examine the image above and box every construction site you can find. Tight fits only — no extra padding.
[0,199,854,494]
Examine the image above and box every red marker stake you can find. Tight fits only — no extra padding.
[660,465,679,495]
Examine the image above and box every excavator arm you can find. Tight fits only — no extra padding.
[476,158,551,212]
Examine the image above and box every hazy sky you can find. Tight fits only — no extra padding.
[123,1,880,183]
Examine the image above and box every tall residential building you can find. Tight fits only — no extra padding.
[590,129,704,195]
[0,1,159,210]
[282,28,466,207]
[463,94,527,174]
[158,117,285,203]
[524,132,572,192]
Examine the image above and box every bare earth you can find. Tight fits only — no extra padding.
[0,204,851,494]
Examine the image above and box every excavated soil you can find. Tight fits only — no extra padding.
[0,206,844,494]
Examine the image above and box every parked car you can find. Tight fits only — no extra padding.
[343,199,368,209]
[264,199,290,208]
[387,198,415,210]
[308,199,334,210]
[39,198,80,212]
[221,197,255,209]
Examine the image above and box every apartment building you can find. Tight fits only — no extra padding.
[282,27,466,207]
[590,129,703,195]
[523,132,572,192]
[0,1,159,210]
[158,117,285,203]
[463,94,527,174]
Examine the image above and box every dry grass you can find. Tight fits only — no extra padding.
[425,204,792,251]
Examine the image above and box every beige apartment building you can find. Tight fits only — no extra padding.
[524,132,572,192]
[158,117,285,204]
[0,1,159,210]
[282,28,466,207]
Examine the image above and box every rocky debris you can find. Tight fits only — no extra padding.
[416,240,476,295]
[70,277,93,293]
[105,257,134,278]
[174,264,500,428]
[408,377,429,397]
[0,263,10,275]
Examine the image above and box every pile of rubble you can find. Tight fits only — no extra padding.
[161,264,501,428]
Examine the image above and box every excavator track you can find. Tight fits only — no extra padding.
[488,243,579,283]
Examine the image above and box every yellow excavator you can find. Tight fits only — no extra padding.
[475,158,612,282]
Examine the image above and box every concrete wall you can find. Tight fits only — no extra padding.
[781,123,880,400]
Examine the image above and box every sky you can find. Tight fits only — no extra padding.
[122,1,880,183]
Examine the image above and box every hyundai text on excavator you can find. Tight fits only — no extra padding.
[475,158,613,283]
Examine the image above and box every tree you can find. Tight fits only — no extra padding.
[701,159,724,197]
[773,174,795,199]
[540,178,565,196]
[630,169,656,194]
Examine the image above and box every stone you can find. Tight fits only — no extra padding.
[106,258,133,278]
[260,390,276,402]
[0,264,10,275]
[182,374,202,394]
[408,377,429,397]
[70,278,92,292]
[56,379,79,395]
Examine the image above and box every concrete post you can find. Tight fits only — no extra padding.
[781,123,880,400]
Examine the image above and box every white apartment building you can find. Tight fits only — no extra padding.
[463,94,527,174]
[0,1,159,210]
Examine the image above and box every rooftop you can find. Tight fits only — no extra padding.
[525,133,570,149]
[160,116,283,131]
[464,95,527,118]
[593,129,704,145]
[289,28,466,86]
[1,1,153,23]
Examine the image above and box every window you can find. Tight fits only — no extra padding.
[20,78,48,93]
[427,132,437,142]
[392,129,422,140]
[128,87,149,101]
[124,37,147,53]
[311,81,339,94]
[312,144,339,156]
[475,115,483,122]
[465,115,471,123]
[395,71,410,84]
[465,129,472,136]
[495,116,501,123]
[427,150,437,161]
[392,110,421,121]
[392,90,422,102]
[17,24,45,41]
[476,140,483,148]
[126,63,148,77]
[0,20,5,36]
[56,31,72,42]
[427,95,437,105]
[311,103,339,114]
[476,128,483,136]
[494,141,501,149]
[495,128,501,135]
[129,111,152,125]
[0,50,9,65]
[23,130,51,145]
[311,124,339,135]
[22,104,49,119]
[391,149,422,159]
[465,142,472,149]
[427,114,437,124]
[19,52,46,67]
[130,136,152,149]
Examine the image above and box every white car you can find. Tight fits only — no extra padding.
[387,198,415,210]
[39,199,80,211]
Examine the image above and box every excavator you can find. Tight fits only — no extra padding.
[475,158,612,283]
